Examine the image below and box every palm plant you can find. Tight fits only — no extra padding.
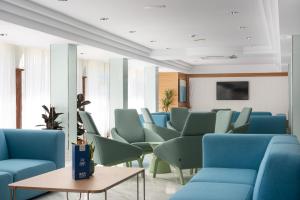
[161,89,174,112]
[37,105,63,130]
[77,94,91,136]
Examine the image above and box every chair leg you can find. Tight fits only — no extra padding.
[195,168,198,173]
[190,169,193,175]
[129,161,132,167]
[125,162,129,167]
[153,156,159,178]
[137,158,143,168]
[175,167,184,185]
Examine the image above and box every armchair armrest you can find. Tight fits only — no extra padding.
[145,124,180,141]
[154,136,203,169]
[229,123,250,133]
[111,128,129,144]
[144,128,164,142]
[166,121,177,131]
[203,134,274,170]
[4,129,65,168]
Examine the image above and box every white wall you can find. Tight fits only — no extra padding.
[189,76,289,115]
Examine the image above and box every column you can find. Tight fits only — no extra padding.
[144,66,159,112]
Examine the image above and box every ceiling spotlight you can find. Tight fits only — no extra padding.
[230,10,240,15]
[144,5,167,9]
[100,17,109,21]
[80,52,85,55]
[0,33,8,37]
[150,40,157,43]
[194,38,206,42]
[246,36,252,40]
[166,48,171,50]
[191,34,198,38]
[240,26,248,30]
[129,30,136,33]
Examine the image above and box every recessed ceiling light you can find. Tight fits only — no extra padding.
[246,36,252,40]
[100,17,109,21]
[80,52,85,55]
[0,33,8,37]
[166,48,171,50]
[150,40,157,43]
[144,5,167,9]
[58,0,68,1]
[191,34,199,38]
[240,26,248,30]
[194,38,206,42]
[230,10,240,15]
[129,30,136,33]
[281,35,292,40]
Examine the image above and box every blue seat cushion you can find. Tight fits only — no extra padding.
[0,171,13,200]
[170,182,253,200]
[0,130,8,160]
[191,168,257,185]
[0,159,56,181]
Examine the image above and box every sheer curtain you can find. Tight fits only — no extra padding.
[21,47,50,129]
[0,43,16,128]
[85,60,110,136]
[128,65,145,112]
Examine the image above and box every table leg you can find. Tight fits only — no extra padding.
[13,188,16,200]
[143,171,145,200]
[104,190,107,200]
[87,192,90,200]
[9,188,13,200]
[137,174,139,200]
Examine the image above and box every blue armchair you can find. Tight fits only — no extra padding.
[0,129,65,200]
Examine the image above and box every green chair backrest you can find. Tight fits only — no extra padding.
[181,112,216,136]
[141,108,155,124]
[215,110,233,133]
[114,109,145,143]
[79,111,101,136]
[234,107,252,128]
[170,107,189,131]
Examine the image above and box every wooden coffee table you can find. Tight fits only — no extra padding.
[8,166,145,200]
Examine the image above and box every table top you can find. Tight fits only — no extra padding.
[9,166,144,193]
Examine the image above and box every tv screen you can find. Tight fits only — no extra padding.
[217,81,249,100]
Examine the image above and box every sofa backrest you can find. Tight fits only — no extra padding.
[0,129,8,160]
[253,135,300,200]
[247,116,287,134]
[170,107,189,132]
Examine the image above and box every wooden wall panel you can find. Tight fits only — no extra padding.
[159,72,179,111]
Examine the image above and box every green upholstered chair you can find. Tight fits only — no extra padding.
[215,110,233,133]
[167,107,189,132]
[153,112,216,184]
[79,111,143,167]
[141,108,180,141]
[112,109,164,157]
[229,107,252,133]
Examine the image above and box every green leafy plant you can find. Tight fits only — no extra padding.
[161,89,174,112]
[77,94,91,137]
[37,105,63,130]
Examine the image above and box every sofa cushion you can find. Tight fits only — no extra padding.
[0,130,8,160]
[0,171,13,200]
[170,182,253,200]
[191,168,257,185]
[253,139,300,200]
[0,159,56,181]
[270,135,299,144]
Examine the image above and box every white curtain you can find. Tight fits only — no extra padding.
[85,60,110,136]
[77,59,87,94]
[21,47,50,129]
[0,43,16,128]
[128,65,145,112]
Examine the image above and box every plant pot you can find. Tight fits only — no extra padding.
[90,160,95,176]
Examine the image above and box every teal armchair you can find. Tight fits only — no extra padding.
[167,107,189,132]
[153,112,216,184]
[112,109,164,156]
[141,108,180,141]
[215,110,233,133]
[229,107,252,133]
[79,111,143,167]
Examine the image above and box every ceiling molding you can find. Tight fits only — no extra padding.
[188,72,288,78]
[0,0,190,72]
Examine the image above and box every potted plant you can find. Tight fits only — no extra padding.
[77,94,91,143]
[161,89,174,112]
[89,142,96,176]
[37,105,63,130]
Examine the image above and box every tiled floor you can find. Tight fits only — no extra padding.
[34,158,193,200]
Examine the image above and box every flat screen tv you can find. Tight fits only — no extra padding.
[217,81,249,100]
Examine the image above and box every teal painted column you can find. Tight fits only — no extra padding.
[50,44,77,149]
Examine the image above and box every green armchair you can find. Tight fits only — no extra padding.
[166,107,189,132]
[141,108,180,141]
[79,111,143,167]
[215,110,233,133]
[112,109,164,157]
[153,112,216,184]
[229,107,252,133]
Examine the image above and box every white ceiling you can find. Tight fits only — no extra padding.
[29,0,282,67]
[0,20,123,61]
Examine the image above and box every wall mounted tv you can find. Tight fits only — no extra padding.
[216,81,249,100]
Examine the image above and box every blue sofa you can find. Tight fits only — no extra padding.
[0,129,65,200]
[170,134,300,200]
[139,112,170,127]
